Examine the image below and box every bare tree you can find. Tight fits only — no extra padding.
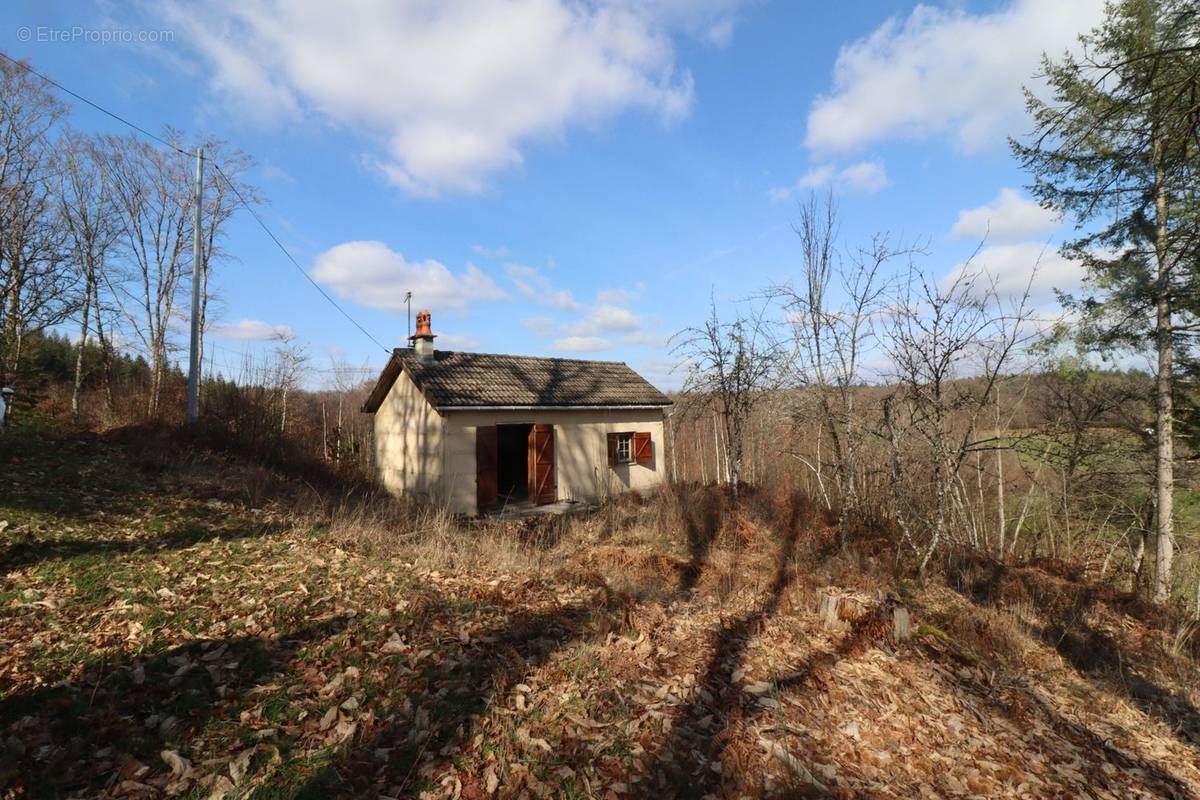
[101,131,194,418]
[57,131,121,421]
[272,332,308,435]
[0,55,71,380]
[773,192,911,547]
[1029,355,1158,584]
[673,296,784,499]
[882,260,1035,579]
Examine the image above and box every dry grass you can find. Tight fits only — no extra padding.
[1172,617,1199,661]
[938,600,1040,668]
[7,426,1200,797]
[315,490,672,577]
[315,483,728,579]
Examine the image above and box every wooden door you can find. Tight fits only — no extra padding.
[527,424,556,505]
[476,425,498,512]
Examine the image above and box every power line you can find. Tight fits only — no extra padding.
[0,50,190,157]
[211,162,390,354]
[0,49,392,355]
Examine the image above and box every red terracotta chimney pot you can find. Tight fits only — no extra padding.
[414,309,433,338]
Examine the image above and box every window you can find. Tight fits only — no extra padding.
[615,432,633,464]
[608,431,653,467]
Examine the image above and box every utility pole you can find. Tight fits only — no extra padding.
[186,147,204,427]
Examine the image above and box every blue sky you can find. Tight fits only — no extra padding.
[4,0,1104,388]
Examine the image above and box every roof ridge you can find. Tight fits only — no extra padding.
[394,348,627,367]
[364,346,671,414]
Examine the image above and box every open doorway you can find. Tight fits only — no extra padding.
[477,423,556,512]
[496,423,533,504]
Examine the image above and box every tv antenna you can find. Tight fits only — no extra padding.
[405,291,413,342]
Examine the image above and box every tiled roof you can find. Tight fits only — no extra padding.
[362,349,673,412]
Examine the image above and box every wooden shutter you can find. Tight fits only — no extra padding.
[475,425,498,512]
[633,431,652,465]
[607,432,619,467]
[528,424,556,505]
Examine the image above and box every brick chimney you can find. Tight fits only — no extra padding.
[411,309,436,363]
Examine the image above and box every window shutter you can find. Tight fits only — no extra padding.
[476,425,498,512]
[607,432,619,467]
[633,431,652,465]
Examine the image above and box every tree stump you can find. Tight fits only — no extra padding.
[892,605,911,642]
[818,591,872,630]
[818,593,842,630]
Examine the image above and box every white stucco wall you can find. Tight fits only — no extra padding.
[442,407,668,515]
[372,370,445,499]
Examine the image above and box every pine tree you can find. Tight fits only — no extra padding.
[1013,0,1200,602]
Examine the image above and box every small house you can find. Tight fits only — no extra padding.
[362,310,673,515]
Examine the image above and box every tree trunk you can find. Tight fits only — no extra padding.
[71,266,94,423]
[148,331,168,419]
[91,279,114,416]
[1153,130,1175,604]
[4,277,21,380]
[280,384,288,434]
[995,389,1007,559]
[713,415,722,485]
[9,328,22,383]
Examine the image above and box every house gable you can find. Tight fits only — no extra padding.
[372,367,444,497]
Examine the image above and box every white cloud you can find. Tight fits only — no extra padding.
[567,303,642,335]
[163,0,745,195]
[797,164,837,188]
[622,330,670,347]
[805,0,1106,155]
[260,162,296,184]
[510,278,665,350]
[553,335,613,352]
[633,356,680,390]
[638,0,744,38]
[597,286,643,305]
[212,319,294,341]
[505,263,584,311]
[521,317,556,336]
[471,243,510,259]
[945,242,1083,305]
[770,159,888,200]
[952,188,1061,242]
[837,161,890,194]
[311,240,507,314]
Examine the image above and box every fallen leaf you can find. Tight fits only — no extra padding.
[485,764,500,794]
[228,747,254,785]
[160,749,191,779]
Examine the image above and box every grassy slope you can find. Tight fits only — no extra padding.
[1,427,1198,799]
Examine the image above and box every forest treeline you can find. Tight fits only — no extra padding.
[0,51,374,471]
[4,2,1200,611]
[0,52,264,420]
[672,0,1200,609]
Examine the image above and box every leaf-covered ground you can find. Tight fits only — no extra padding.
[2,427,1199,798]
